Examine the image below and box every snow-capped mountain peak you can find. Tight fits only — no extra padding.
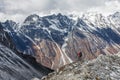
[111,12,120,18]
[82,12,104,23]
[24,14,40,23]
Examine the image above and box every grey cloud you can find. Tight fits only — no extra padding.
[0,0,119,22]
[0,0,108,14]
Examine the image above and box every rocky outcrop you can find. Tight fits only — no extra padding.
[42,53,120,80]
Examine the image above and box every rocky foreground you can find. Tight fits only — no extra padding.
[41,53,120,80]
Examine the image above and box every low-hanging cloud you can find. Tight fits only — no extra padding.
[0,0,120,22]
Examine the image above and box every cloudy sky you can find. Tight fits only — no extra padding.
[0,0,120,22]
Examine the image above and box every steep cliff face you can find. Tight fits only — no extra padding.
[0,22,16,51]
[42,53,120,80]
[1,20,36,56]
[17,12,120,70]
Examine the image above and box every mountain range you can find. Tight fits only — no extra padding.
[0,12,120,79]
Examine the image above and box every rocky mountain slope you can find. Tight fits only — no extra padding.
[42,53,120,80]
[1,12,120,70]
[18,12,120,69]
[0,11,120,79]
[0,43,41,80]
[0,22,53,80]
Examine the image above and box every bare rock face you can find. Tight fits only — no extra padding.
[33,40,64,69]
[42,54,120,80]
